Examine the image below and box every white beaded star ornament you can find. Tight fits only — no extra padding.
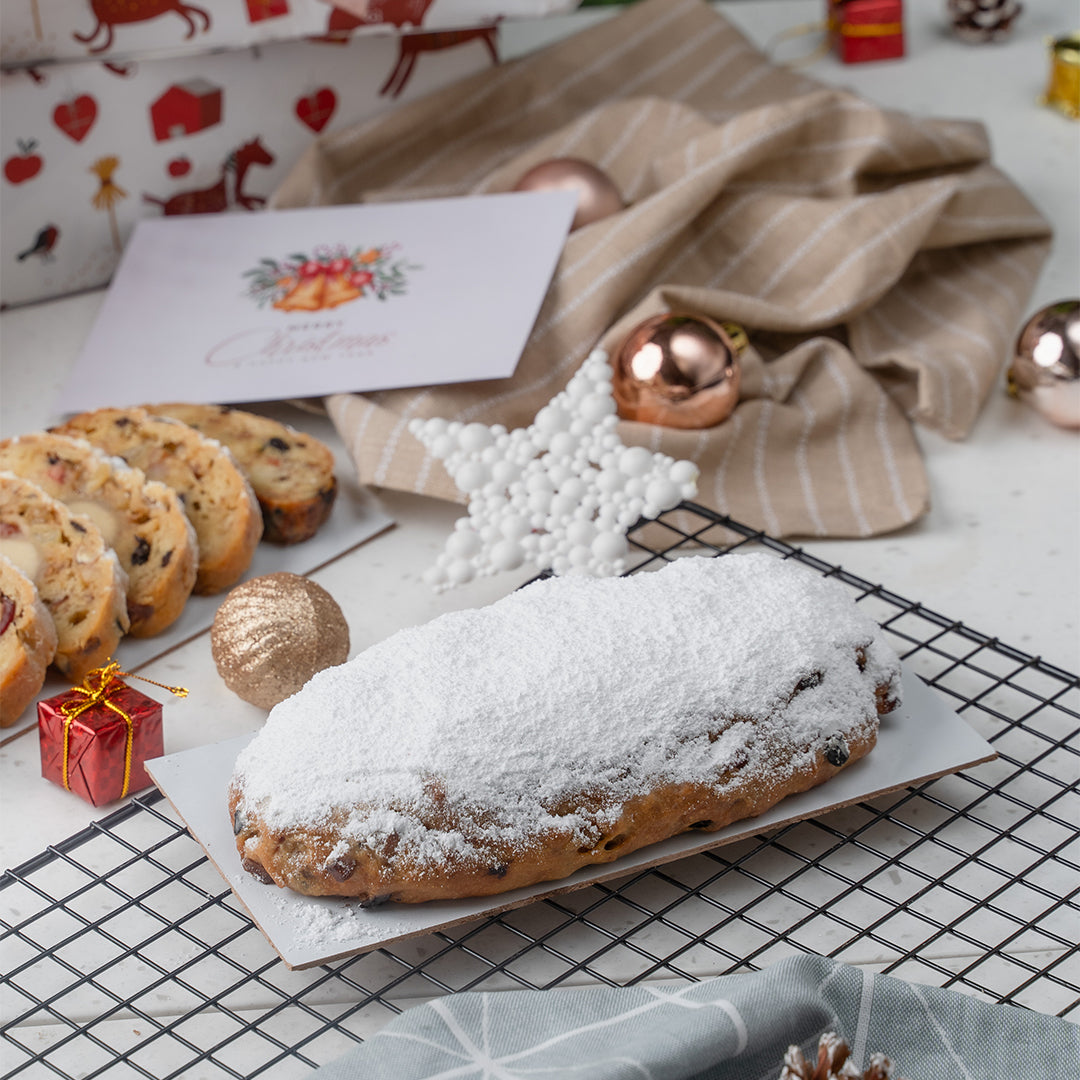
[408,348,699,590]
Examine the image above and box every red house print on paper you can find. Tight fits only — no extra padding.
[246,0,290,22]
[150,79,223,142]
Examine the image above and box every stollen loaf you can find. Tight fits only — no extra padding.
[229,553,902,904]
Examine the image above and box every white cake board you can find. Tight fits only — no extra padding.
[146,667,995,970]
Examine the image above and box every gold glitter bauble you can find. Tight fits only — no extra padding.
[612,313,745,429]
[211,572,349,710]
[512,158,624,231]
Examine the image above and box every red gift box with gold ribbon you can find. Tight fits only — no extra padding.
[829,0,905,64]
[38,663,182,806]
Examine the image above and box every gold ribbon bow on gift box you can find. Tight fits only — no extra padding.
[769,8,902,65]
[59,661,188,798]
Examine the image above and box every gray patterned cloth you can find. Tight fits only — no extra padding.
[315,954,1077,1078]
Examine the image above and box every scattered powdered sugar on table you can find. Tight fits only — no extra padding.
[233,553,901,868]
[266,891,414,952]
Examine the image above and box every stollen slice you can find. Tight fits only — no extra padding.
[0,472,129,682]
[54,408,262,594]
[0,552,58,727]
[145,404,337,544]
[0,433,199,637]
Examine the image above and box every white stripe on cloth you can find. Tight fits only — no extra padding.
[891,282,993,357]
[929,257,1010,341]
[791,386,828,536]
[752,399,782,536]
[799,181,957,320]
[864,304,961,428]
[640,983,749,1055]
[758,198,870,298]
[394,0,704,191]
[707,201,804,290]
[850,966,876,1071]
[674,40,753,104]
[950,246,1023,307]
[623,106,675,202]
[495,994,675,1065]
[910,983,977,1080]
[375,389,431,487]
[824,353,871,536]
[712,409,745,514]
[874,384,914,524]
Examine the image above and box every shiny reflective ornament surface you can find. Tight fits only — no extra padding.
[211,572,350,710]
[612,313,744,429]
[512,158,624,231]
[1007,299,1080,429]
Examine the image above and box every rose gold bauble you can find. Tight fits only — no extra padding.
[211,572,350,710]
[1008,299,1080,430]
[613,313,744,429]
[512,158,624,231]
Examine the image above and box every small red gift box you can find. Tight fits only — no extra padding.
[829,0,905,64]
[38,664,182,806]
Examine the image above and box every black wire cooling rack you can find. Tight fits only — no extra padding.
[2,503,1078,1079]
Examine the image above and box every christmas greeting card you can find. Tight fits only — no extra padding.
[57,190,577,413]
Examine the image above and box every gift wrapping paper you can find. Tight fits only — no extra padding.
[39,678,164,805]
[1,0,576,66]
[1,0,578,308]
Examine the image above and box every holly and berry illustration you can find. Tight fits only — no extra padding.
[244,244,417,312]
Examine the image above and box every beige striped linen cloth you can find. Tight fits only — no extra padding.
[271,0,1051,540]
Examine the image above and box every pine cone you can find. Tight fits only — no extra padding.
[779,1033,908,1080]
[947,0,1023,43]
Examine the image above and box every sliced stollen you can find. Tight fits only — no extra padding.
[0,552,58,727]
[0,433,199,638]
[54,408,262,594]
[0,472,129,682]
[145,404,337,544]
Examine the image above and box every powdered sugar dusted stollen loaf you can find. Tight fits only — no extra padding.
[145,404,337,545]
[0,553,58,727]
[54,408,261,594]
[0,473,129,681]
[229,553,902,904]
[0,433,199,637]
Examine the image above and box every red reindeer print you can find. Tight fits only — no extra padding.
[381,25,499,98]
[230,138,275,210]
[74,0,211,55]
[143,138,274,216]
[312,0,432,43]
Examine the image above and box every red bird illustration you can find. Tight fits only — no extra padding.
[17,224,59,261]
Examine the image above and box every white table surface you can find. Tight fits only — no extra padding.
[0,0,1077,1043]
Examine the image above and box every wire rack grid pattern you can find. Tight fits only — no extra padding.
[2,504,1077,1079]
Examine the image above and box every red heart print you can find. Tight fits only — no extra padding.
[53,95,98,143]
[295,87,336,133]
